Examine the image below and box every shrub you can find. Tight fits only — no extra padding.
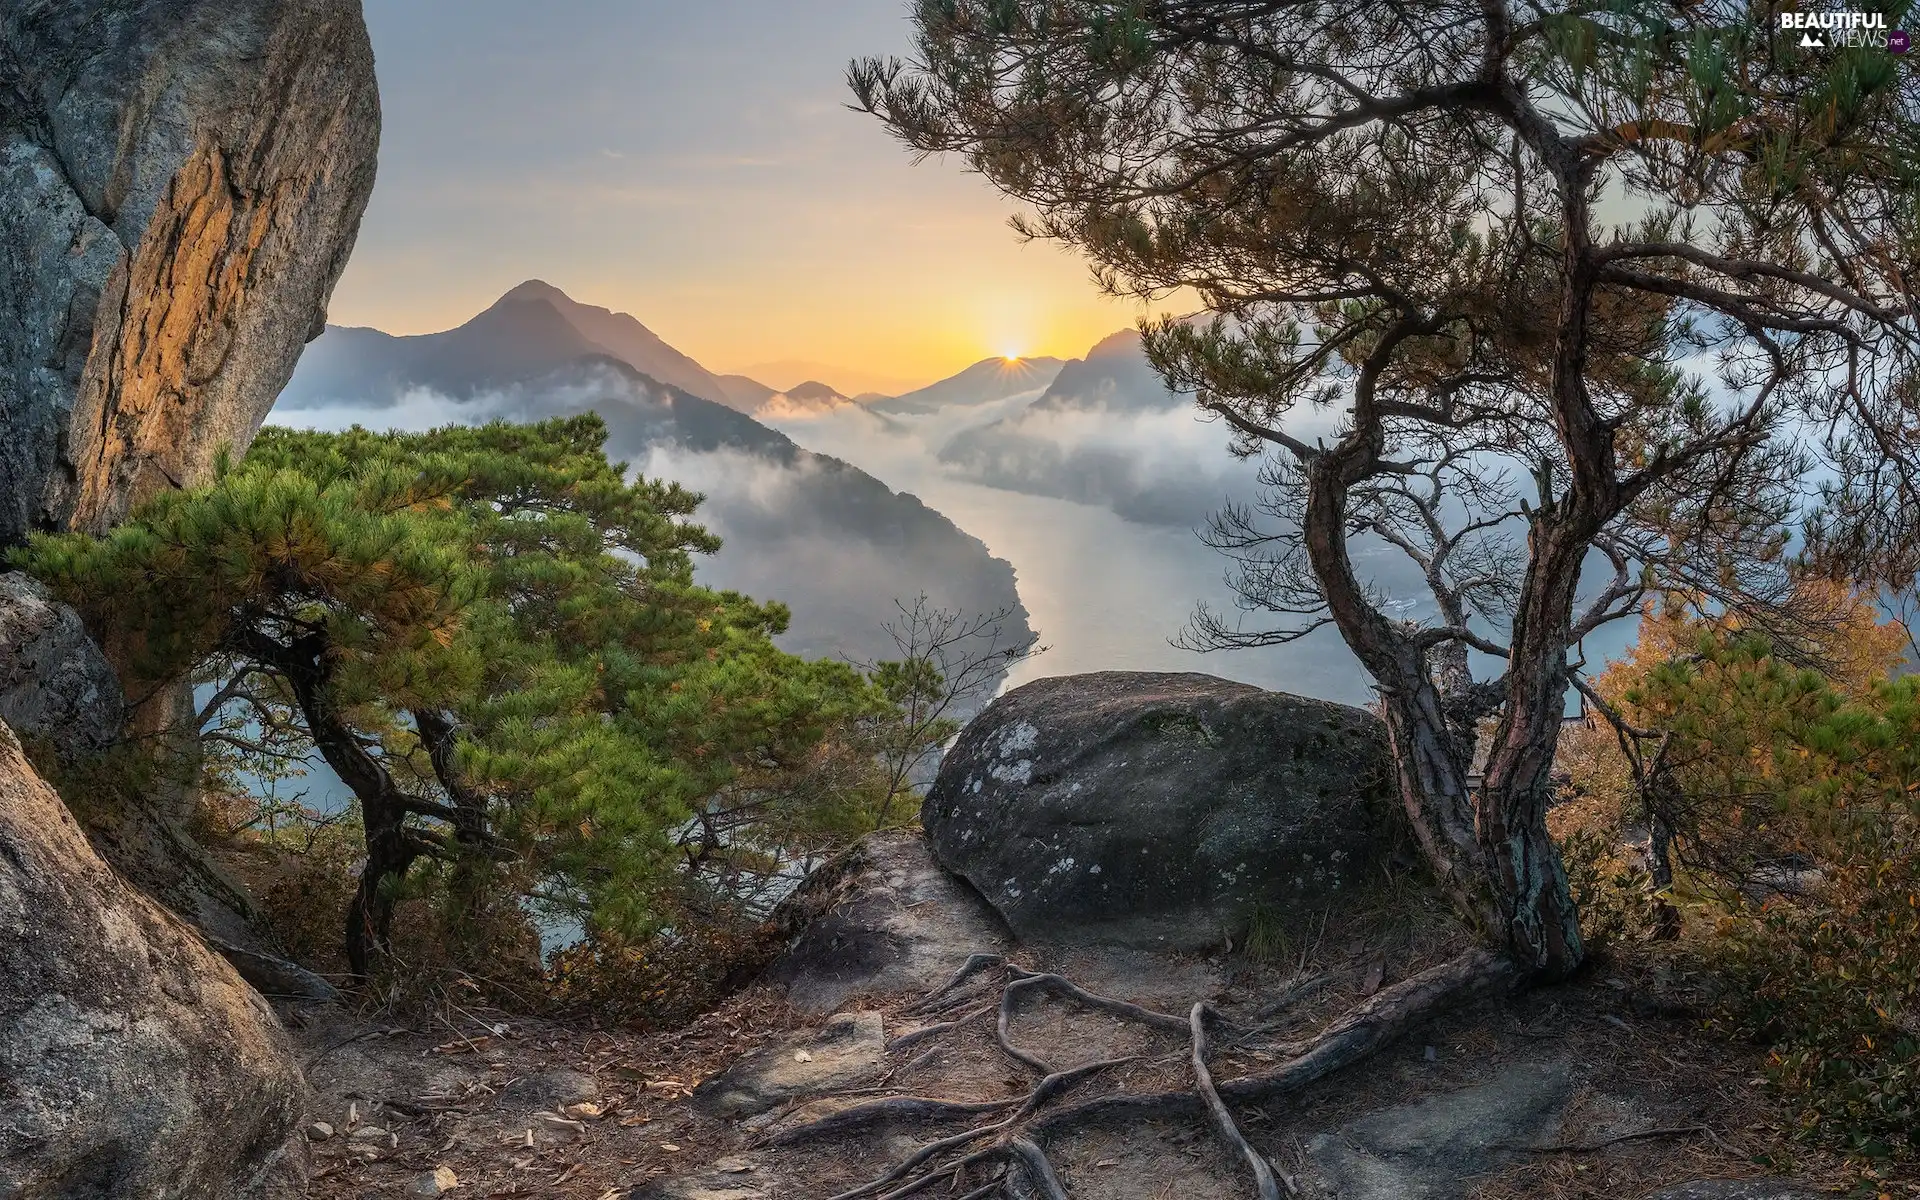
[1600,619,1920,1162]
[1555,823,1670,951]
[545,918,782,1031]
[1709,857,1920,1160]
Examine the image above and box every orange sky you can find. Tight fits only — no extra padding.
[325,1,1165,394]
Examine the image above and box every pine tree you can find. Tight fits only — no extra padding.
[852,0,1920,983]
[20,416,887,977]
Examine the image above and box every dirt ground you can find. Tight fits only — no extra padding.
[291,912,1917,1200]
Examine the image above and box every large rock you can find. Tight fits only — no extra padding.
[0,721,309,1198]
[0,570,124,759]
[0,0,380,545]
[0,572,338,1002]
[924,672,1400,950]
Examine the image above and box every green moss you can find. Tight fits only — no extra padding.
[1140,711,1221,747]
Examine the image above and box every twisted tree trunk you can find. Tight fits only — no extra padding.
[1301,394,1585,980]
[229,625,422,979]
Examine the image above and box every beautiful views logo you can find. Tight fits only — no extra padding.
[1779,9,1907,51]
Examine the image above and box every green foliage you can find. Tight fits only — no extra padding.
[1239,901,1291,966]
[16,416,901,973]
[1627,634,1913,887]
[1625,636,1920,1160]
[1556,824,1668,950]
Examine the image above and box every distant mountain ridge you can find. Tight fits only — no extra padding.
[276,284,1034,666]
[282,280,776,417]
[736,359,927,397]
[871,356,1067,416]
[1028,330,1180,413]
[935,329,1242,525]
[759,379,857,419]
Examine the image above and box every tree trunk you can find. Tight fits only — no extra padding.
[230,626,422,979]
[1473,510,1595,979]
[1476,772,1583,977]
[413,708,488,851]
[1302,439,1585,982]
[344,803,415,979]
[1376,683,1498,933]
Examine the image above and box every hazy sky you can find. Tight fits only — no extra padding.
[329,1,1154,391]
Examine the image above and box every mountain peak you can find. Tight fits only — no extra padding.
[1085,328,1142,359]
[867,353,1067,415]
[783,380,847,403]
[470,282,766,414]
[499,279,571,305]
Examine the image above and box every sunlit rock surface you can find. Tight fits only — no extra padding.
[0,0,379,545]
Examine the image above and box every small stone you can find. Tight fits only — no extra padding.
[661,1143,681,1152]
[409,1166,459,1196]
[306,1122,335,1142]
[792,1050,813,1063]
[713,1157,756,1174]
[347,1125,390,1142]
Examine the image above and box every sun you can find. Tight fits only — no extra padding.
[998,349,1024,363]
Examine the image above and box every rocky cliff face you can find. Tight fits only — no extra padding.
[0,3,381,1193]
[0,0,380,545]
[0,722,309,1198]
[0,571,124,760]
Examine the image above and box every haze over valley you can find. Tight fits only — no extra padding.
[275,284,1442,705]
[276,282,1031,669]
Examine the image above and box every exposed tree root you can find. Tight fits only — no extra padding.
[1006,1138,1072,1199]
[774,946,1515,1199]
[908,953,1008,1015]
[888,1003,995,1052]
[1507,1123,1708,1155]
[815,1058,1134,1200]
[1004,969,1195,1036]
[1191,1002,1289,1199]
[762,1096,1018,1147]
[953,1176,1010,1200]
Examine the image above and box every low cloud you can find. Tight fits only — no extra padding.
[268,387,1031,668]
[272,387,521,432]
[761,390,1268,528]
[936,404,1260,525]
